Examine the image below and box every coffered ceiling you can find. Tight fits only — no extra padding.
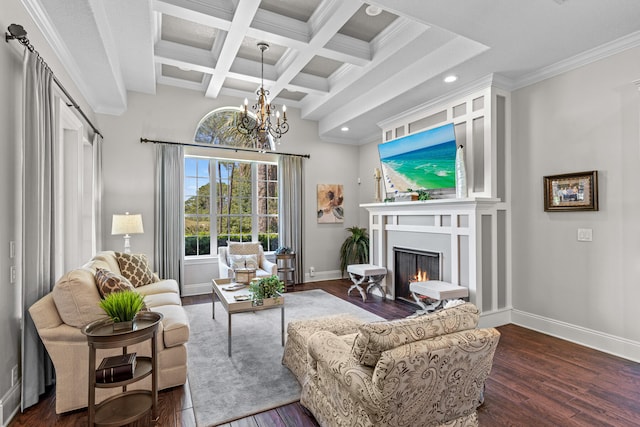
[20,0,640,143]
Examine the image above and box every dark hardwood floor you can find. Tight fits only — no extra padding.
[10,279,640,427]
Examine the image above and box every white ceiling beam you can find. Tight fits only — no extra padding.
[301,18,430,120]
[318,36,487,135]
[153,0,233,30]
[268,0,362,99]
[249,8,309,45]
[154,40,216,74]
[205,0,261,98]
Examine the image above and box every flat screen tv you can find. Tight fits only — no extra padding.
[378,123,457,196]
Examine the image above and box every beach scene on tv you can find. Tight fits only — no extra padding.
[378,123,457,195]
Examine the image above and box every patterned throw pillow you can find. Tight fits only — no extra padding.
[351,302,480,367]
[95,268,135,297]
[230,254,259,270]
[227,241,260,256]
[114,252,157,287]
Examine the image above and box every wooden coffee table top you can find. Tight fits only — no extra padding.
[212,278,283,314]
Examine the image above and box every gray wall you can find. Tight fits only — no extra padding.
[96,85,362,282]
[511,46,640,344]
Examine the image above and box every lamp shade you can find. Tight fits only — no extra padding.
[111,213,144,235]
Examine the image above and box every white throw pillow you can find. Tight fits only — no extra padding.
[230,254,259,270]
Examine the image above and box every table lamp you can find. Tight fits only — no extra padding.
[111,212,144,254]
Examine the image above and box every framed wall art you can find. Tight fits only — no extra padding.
[317,184,344,223]
[543,170,598,212]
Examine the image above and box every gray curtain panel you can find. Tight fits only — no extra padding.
[92,133,104,253]
[278,156,304,283]
[21,49,56,410]
[154,143,185,291]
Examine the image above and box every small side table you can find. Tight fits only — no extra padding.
[409,280,469,313]
[347,264,387,302]
[276,253,296,290]
[82,311,162,427]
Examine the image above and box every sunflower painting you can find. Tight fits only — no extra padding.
[317,184,344,223]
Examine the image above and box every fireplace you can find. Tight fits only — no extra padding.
[393,247,442,303]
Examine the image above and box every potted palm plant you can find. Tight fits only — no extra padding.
[339,226,370,277]
[99,290,145,331]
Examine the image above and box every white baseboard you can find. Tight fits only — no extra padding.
[1,381,20,427]
[512,309,640,363]
[303,270,342,283]
[181,282,213,296]
[479,307,512,328]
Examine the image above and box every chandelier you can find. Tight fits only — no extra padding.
[236,42,289,151]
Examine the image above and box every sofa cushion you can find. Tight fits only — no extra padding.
[94,268,135,297]
[91,251,122,274]
[52,269,108,328]
[135,279,180,296]
[114,252,157,287]
[351,302,479,367]
[150,305,190,347]
[143,292,182,308]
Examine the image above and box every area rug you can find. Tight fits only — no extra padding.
[184,289,384,427]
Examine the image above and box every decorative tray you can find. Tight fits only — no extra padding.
[222,283,247,291]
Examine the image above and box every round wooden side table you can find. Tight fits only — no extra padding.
[82,311,163,427]
[276,253,296,290]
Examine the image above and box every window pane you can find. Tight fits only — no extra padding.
[267,198,278,215]
[196,196,210,215]
[184,177,198,197]
[197,158,209,177]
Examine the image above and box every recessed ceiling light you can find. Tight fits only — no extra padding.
[444,75,458,83]
[341,126,349,132]
[365,5,382,16]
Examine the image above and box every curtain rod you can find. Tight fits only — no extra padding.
[140,137,311,159]
[5,24,104,138]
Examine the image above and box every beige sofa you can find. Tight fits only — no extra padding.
[283,303,500,427]
[28,251,190,414]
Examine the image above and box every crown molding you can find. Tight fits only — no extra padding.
[21,0,101,112]
[513,30,640,90]
[377,73,509,129]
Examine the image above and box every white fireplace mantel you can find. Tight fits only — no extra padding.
[361,197,510,326]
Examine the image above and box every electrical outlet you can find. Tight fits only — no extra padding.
[309,266,315,277]
[577,228,593,242]
[10,266,16,283]
[11,365,18,387]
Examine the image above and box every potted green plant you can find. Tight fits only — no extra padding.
[339,226,370,277]
[249,275,284,306]
[99,290,145,331]
[407,188,431,201]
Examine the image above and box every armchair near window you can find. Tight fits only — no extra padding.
[217,241,277,279]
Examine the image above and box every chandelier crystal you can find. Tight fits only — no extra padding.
[236,42,289,151]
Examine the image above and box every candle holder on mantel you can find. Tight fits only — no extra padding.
[375,176,382,202]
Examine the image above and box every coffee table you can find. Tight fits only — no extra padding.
[212,278,285,357]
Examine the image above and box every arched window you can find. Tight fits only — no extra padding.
[184,108,279,257]
[193,107,256,148]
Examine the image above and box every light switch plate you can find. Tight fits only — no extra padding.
[577,228,593,242]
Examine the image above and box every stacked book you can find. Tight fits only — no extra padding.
[95,353,136,383]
